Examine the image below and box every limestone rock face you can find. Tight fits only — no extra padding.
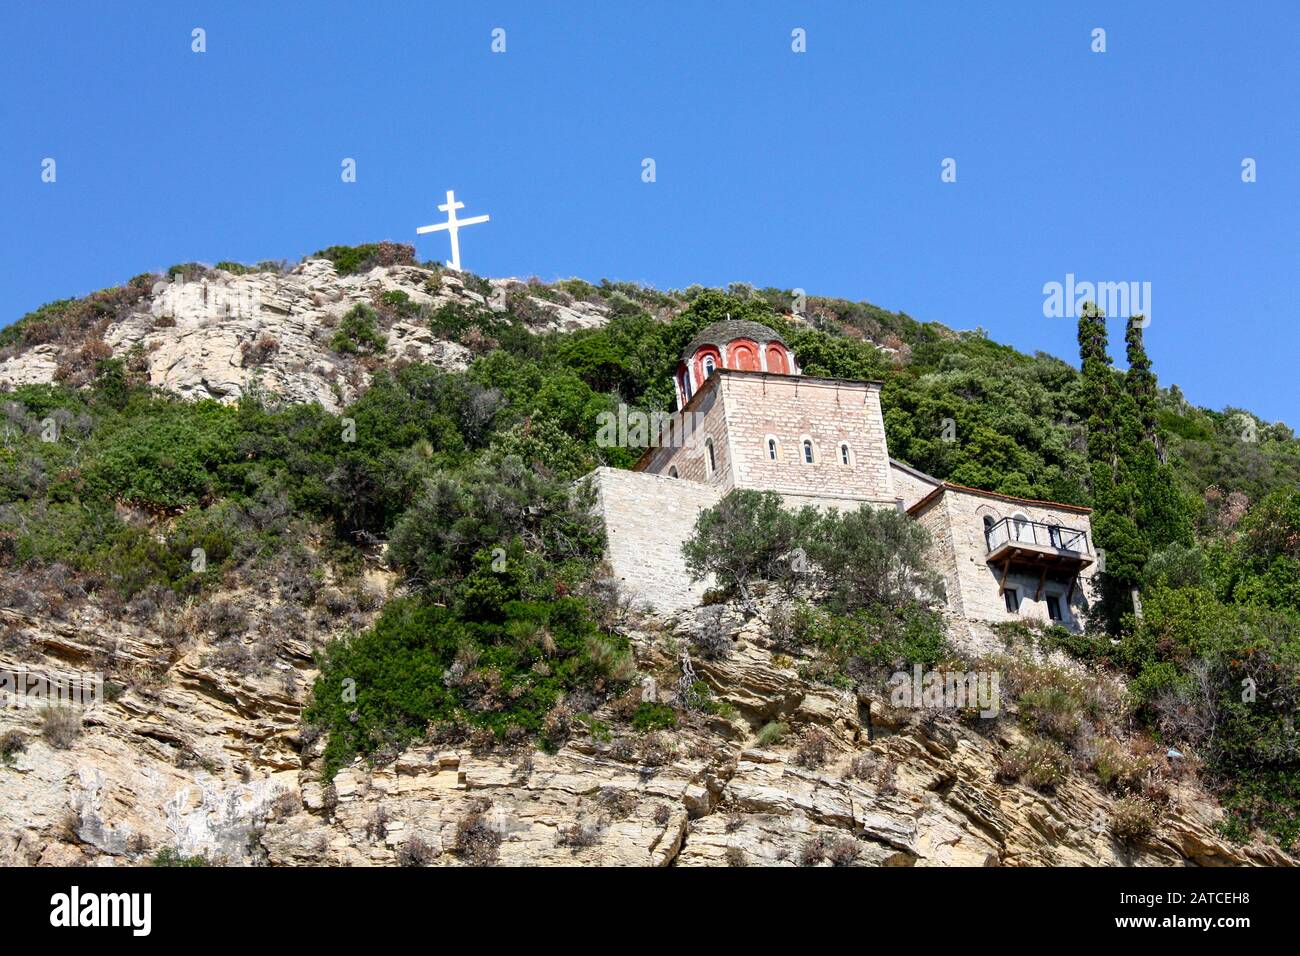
[0,593,1291,868]
[104,261,473,412]
[0,344,60,388]
[0,262,613,413]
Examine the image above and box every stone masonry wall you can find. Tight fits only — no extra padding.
[636,379,735,492]
[911,493,965,618]
[890,460,940,510]
[586,467,721,615]
[920,488,1100,631]
[719,373,896,504]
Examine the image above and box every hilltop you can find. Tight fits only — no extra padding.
[0,243,1296,866]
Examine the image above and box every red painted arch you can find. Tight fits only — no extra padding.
[766,343,790,374]
[693,346,722,386]
[729,339,760,371]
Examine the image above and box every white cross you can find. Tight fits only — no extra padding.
[416,189,490,272]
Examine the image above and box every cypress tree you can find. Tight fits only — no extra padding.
[1125,316,1194,551]
[1078,303,1146,628]
[1124,316,1160,452]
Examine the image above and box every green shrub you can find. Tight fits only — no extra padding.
[785,601,948,689]
[755,721,788,747]
[151,847,207,867]
[0,731,27,765]
[85,399,239,511]
[682,490,820,602]
[1092,739,1156,794]
[1017,685,1083,746]
[378,289,417,317]
[1110,795,1160,846]
[631,702,677,733]
[998,738,1070,792]
[307,596,631,779]
[311,242,415,276]
[806,504,945,613]
[330,304,387,356]
[40,708,81,749]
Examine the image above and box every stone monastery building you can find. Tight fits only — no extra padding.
[586,319,1099,644]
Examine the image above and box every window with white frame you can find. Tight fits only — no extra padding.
[802,439,814,464]
[839,442,851,466]
[765,436,779,461]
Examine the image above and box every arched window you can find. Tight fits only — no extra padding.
[766,343,789,374]
[839,443,851,466]
[1012,512,1031,542]
[703,356,716,377]
[705,438,716,475]
[765,436,779,461]
[802,439,814,464]
[668,466,679,478]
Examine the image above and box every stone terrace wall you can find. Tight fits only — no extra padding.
[586,467,722,615]
[911,493,965,619]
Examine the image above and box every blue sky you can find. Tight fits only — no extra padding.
[2,1,1296,424]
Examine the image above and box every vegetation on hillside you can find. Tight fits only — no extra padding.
[1,243,1296,842]
[683,489,949,686]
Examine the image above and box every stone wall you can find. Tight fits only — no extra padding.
[636,379,735,492]
[889,459,940,510]
[911,493,965,618]
[639,372,897,509]
[914,487,1100,632]
[779,493,903,513]
[585,467,721,615]
[720,372,895,504]
[637,372,897,510]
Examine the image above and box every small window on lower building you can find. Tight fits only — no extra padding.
[840,443,851,465]
[802,439,814,463]
[1046,595,1063,621]
[705,438,716,475]
[1004,588,1020,613]
[668,466,679,478]
[767,438,778,460]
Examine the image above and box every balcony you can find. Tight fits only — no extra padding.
[984,516,1094,577]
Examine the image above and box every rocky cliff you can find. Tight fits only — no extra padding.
[0,259,613,413]
[0,259,1292,868]
[0,586,1288,867]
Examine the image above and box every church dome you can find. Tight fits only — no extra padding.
[681,319,785,360]
[675,318,798,407]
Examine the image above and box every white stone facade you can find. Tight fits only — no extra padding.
[909,484,1099,632]
[584,367,1099,641]
[637,371,898,509]
[586,467,721,614]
